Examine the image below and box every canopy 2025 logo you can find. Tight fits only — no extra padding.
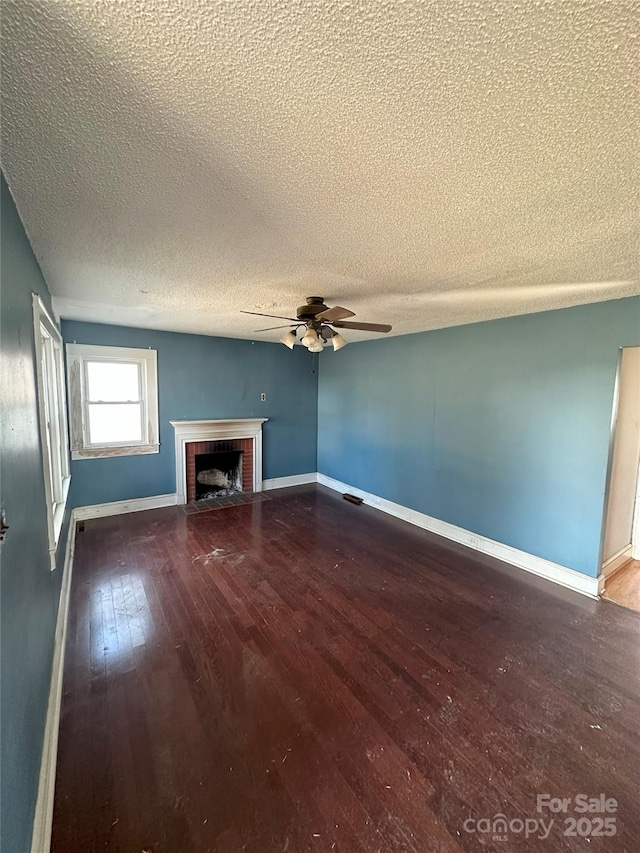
[538,793,617,838]
[463,794,618,842]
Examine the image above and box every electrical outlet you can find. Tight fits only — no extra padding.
[467,536,481,551]
[260,392,267,402]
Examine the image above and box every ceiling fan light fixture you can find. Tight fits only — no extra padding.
[243,297,391,351]
[279,329,297,349]
[301,328,319,347]
[331,332,348,351]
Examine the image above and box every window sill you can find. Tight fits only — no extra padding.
[71,443,160,460]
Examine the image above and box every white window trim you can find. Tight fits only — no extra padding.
[32,294,71,569]
[66,343,159,460]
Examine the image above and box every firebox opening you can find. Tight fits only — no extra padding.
[195,450,243,499]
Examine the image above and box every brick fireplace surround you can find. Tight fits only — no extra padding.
[171,419,267,505]
[186,439,253,502]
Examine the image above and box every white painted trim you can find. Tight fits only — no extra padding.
[32,294,71,568]
[73,474,315,522]
[71,443,159,461]
[66,343,159,460]
[632,460,640,560]
[73,493,178,521]
[317,473,600,598]
[170,418,269,432]
[171,419,267,503]
[30,514,77,853]
[601,544,633,580]
[262,473,318,490]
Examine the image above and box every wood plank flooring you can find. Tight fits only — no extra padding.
[603,559,640,613]
[52,485,640,853]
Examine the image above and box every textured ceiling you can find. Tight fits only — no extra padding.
[1,0,639,343]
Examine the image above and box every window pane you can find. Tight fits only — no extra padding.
[88,403,143,444]
[86,361,140,402]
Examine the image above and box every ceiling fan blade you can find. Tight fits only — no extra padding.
[316,306,356,322]
[241,310,298,321]
[332,321,392,333]
[253,325,296,332]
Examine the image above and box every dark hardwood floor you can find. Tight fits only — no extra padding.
[52,485,640,853]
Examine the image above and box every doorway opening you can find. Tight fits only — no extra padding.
[600,346,640,612]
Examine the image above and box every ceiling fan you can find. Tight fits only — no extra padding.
[241,296,392,352]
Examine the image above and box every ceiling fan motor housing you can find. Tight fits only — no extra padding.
[296,296,328,323]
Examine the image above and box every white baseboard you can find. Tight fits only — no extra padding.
[601,544,632,582]
[317,473,600,599]
[30,513,78,853]
[262,473,318,490]
[74,479,320,518]
[74,492,178,521]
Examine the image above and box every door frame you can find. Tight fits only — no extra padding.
[597,346,640,591]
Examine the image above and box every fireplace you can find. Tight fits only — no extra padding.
[195,450,242,499]
[186,439,253,502]
[171,419,267,504]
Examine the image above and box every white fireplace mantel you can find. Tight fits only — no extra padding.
[171,418,267,503]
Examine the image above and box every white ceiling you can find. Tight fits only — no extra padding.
[1,0,638,343]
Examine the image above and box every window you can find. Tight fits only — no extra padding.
[32,294,71,568]
[66,344,159,459]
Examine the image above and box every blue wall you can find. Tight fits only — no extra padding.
[318,297,640,577]
[62,321,318,507]
[1,174,71,852]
